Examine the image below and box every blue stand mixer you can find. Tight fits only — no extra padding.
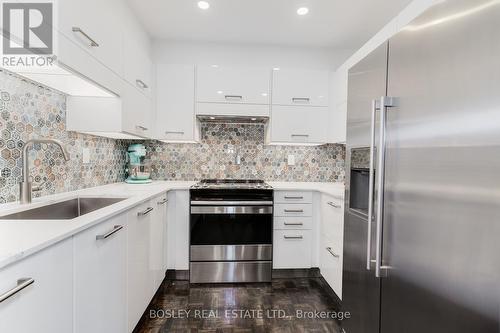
[125,144,153,184]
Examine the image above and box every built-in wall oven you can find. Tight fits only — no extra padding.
[189,179,273,283]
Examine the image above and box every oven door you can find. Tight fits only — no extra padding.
[190,205,273,246]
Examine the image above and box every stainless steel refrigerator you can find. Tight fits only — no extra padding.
[343,1,500,332]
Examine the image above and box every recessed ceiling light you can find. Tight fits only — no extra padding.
[209,116,215,120]
[251,118,257,121]
[217,90,223,94]
[261,93,268,97]
[273,67,280,71]
[211,64,219,68]
[198,1,210,10]
[297,7,309,16]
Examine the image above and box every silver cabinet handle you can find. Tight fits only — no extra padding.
[284,235,303,240]
[284,196,304,200]
[138,207,154,216]
[224,95,243,100]
[136,79,148,89]
[136,125,148,131]
[327,201,341,208]
[291,134,309,138]
[96,225,123,240]
[72,27,99,47]
[157,198,168,205]
[165,131,185,135]
[366,99,379,271]
[0,278,34,303]
[284,222,303,226]
[284,209,303,213]
[375,96,397,278]
[326,247,339,258]
[292,97,310,103]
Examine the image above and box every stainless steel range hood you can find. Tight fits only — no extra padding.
[196,115,269,124]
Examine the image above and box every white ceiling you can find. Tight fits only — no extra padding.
[127,0,412,49]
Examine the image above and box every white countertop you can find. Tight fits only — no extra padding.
[0,181,344,270]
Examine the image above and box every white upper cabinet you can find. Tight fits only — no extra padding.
[121,82,153,137]
[270,105,329,144]
[58,0,124,77]
[121,4,153,98]
[272,69,329,107]
[196,66,271,105]
[156,64,196,142]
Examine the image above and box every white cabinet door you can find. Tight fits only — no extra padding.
[272,69,329,107]
[58,0,123,76]
[127,200,155,332]
[73,214,127,333]
[174,190,190,270]
[270,105,329,144]
[156,64,196,142]
[273,230,312,269]
[0,239,73,333]
[121,5,153,99]
[320,195,344,248]
[122,82,153,138]
[196,66,271,104]
[151,193,168,289]
[320,235,343,299]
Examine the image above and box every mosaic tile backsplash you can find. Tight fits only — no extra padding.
[0,70,128,204]
[146,123,345,182]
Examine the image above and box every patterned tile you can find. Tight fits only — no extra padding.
[350,148,370,169]
[0,70,128,204]
[145,123,346,183]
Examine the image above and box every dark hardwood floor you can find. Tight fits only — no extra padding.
[134,278,343,333]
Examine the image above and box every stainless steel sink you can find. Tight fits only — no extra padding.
[0,197,126,220]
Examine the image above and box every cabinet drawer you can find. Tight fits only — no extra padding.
[274,203,312,217]
[274,216,312,230]
[274,191,313,204]
[273,230,312,269]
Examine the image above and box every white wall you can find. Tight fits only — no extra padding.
[153,40,352,70]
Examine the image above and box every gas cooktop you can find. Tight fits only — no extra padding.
[191,179,273,190]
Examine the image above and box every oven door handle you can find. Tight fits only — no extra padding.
[190,206,273,214]
[191,201,274,206]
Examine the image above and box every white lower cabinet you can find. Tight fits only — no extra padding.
[127,199,156,332]
[319,193,344,299]
[151,194,169,288]
[73,213,127,333]
[0,239,73,333]
[320,235,343,299]
[273,230,312,269]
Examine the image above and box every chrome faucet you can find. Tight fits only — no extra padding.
[19,138,70,204]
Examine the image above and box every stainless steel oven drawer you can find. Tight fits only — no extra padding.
[190,244,272,261]
[190,261,272,283]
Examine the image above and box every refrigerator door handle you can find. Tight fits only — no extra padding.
[366,99,379,271]
[375,96,397,278]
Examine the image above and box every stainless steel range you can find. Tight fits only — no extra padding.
[189,179,273,283]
